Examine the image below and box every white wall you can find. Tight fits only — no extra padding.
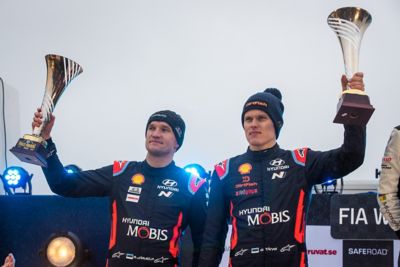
[0,0,399,195]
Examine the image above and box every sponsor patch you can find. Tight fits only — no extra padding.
[158,191,174,198]
[383,157,392,162]
[235,181,258,189]
[266,158,290,172]
[126,193,140,203]
[272,171,286,180]
[162,179,177,187]
[128,186,142,194]
[234,248,248,257]
[238,163,252,175]
[235,188,258,197]
[280,244,296,252]
[131,174,145,185]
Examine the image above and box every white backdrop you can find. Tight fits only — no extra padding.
[0,0,399,194]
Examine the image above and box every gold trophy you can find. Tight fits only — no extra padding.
[10,54,83,167]
[328,7,374,125]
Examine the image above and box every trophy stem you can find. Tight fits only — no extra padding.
[32,91,54,136]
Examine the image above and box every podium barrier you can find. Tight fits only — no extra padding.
[0,194,397,266]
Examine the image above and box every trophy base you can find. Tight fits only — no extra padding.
[10,135,48,167]
[333,93,375,125]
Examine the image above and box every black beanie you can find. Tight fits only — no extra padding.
[241,88,285,138]
[146,110,186,150]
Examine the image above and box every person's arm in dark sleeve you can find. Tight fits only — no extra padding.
[305,72,367,184]
[306,124,366,185]
[42,138,114,197]
[199,170,229,267]
[188,181,208,267]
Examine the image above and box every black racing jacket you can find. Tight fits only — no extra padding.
[42,139,207,267]
[199,125,365,267]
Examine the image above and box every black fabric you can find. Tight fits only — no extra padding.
[241,88,284,138]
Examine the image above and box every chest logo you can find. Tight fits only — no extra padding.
[269,158,285,166]
[162,179,177,187]
[131,174,145,185]
[238,163,252,175]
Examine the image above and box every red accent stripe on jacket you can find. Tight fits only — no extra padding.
[112,160,128,176]
[215,160,229,180]
[108,200,117,249]
[169,212,183,257]
[300,251,306,267]
[230,201,238,250]
[294,190,305,243]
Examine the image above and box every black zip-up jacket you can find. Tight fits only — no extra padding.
[42,139,207,267]
[199,125,365,267]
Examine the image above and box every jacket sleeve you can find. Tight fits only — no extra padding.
[377,126,400,233]
[41,138,114,197]
[305,125,366,185]
[188,181,208,267]
[199,170,229,267]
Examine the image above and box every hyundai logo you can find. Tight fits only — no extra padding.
[162,179,177,187]
[269,158,285,166]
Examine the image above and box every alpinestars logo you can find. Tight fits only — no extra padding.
[234,248,248,257]
[112,251,125,258]
[280,244,295,252]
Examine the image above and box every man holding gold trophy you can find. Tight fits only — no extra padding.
[199,7,370,267]
[22,55,207,266]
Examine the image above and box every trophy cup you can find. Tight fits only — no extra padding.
[10,54,83,167]
[328,7,374,125]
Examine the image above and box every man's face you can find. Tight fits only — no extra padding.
[243,109,276,151]
[145,121,178,156]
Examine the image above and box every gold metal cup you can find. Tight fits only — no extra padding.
[10,54,83,167]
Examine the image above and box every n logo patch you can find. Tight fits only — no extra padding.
[158,191,173,198]
[272,171,286,180]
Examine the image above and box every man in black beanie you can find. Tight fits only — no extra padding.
[199,73,367,267]
[33,109,207,267]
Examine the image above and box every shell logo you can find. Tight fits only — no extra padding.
[238,163,252,175]
[131,174,145,185]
